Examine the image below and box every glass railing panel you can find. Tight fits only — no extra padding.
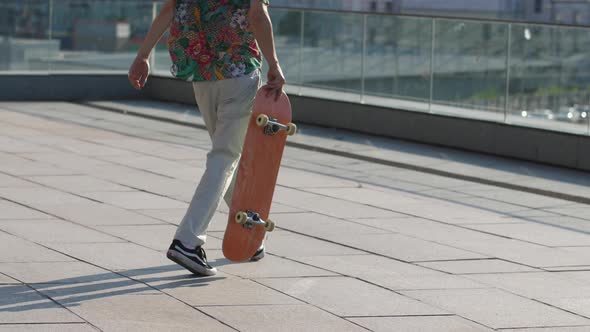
[300,11,363,102]
[263,9,302,86]
[508,24,590,135]
[4,1,586,136]
[0,0,51,73]
[363,14,432,112]
[153,1,171,76]
[48,0,153,73]
[431,19,508,122]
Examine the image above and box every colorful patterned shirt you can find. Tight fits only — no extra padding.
[168,0,270,81]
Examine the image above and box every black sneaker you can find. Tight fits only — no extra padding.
[250,246,265,262]
[166,240,217,276]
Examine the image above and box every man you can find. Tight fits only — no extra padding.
[128,0,285,276]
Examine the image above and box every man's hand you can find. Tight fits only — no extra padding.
[265,63,286,101]
[128,57,150,90]
[249,0,284,101]
[128,0,173,90]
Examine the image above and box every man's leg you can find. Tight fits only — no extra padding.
[194,82,218,140]
[174,71,260,249]
[222,70,262,208]
[222,168,237,207]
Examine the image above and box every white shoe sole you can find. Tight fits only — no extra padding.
[250,249,265,262]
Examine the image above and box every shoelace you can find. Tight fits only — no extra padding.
[197,247,209,265]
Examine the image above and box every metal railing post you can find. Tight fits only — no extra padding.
[361,14,367,103]
[48,0,53,41]
[504,23,512,124]
[428,19,436,113]
[150,1,158,71]
[298,10,304,95]
[48,0,53,72]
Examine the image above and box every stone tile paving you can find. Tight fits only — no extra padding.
[348,316,494,332]
[1,101,590,331]
[0,273,18,285]
[401,288,590,329]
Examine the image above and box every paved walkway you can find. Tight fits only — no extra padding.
[1,101,590,331]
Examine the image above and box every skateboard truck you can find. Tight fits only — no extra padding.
[256,114,297,136]
[235,210,275,232]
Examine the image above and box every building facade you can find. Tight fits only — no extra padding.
[271,0,590,25]
[523,0,590,25]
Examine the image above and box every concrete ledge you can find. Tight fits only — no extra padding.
[289,93,590,171]
[0,74,149,101]
[145,76,197,105]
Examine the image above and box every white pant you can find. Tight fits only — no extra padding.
[174,70,261,248]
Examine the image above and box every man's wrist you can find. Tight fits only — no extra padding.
[267,59,279,67]
[136,52,151,62]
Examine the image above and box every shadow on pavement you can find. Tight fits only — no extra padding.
[0,264,224,313]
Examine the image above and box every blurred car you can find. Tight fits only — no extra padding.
[520,109,555,120]
[555,105,589,124]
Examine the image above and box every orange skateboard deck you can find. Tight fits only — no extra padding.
[222,87,296,262]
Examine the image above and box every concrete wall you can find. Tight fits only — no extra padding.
[286,93,590,171]
[144,76,196,105]
[0,74,149,101]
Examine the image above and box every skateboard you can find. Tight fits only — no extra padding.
[222,87,297,262]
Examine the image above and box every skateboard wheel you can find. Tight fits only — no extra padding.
[265,219,275,232]
[235,211,248,224]
[256,114,269,127]
[286,123,297,136]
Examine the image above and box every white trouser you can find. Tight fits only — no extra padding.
[174,70,261,248]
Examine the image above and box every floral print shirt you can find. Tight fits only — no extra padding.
[168,0,270,81]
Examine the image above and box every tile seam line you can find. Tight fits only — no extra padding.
[0,323,93,326]
[270,253,492,295]
[0,271,19,284]
[267,161,590,225]
[3,275,103,331]
[250,272,492,331]
[0,197,170,254]
[293,228,557,273]
[401,288,590,328]
[280,184,590,243]
[532,298,590,321]
[271,224,554,276]
[77,101,590,206]
[495,324,590,330]
[248,278,373,331]
[342,314,456,318]
[275,185,568,253]
[193,304,305,308]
